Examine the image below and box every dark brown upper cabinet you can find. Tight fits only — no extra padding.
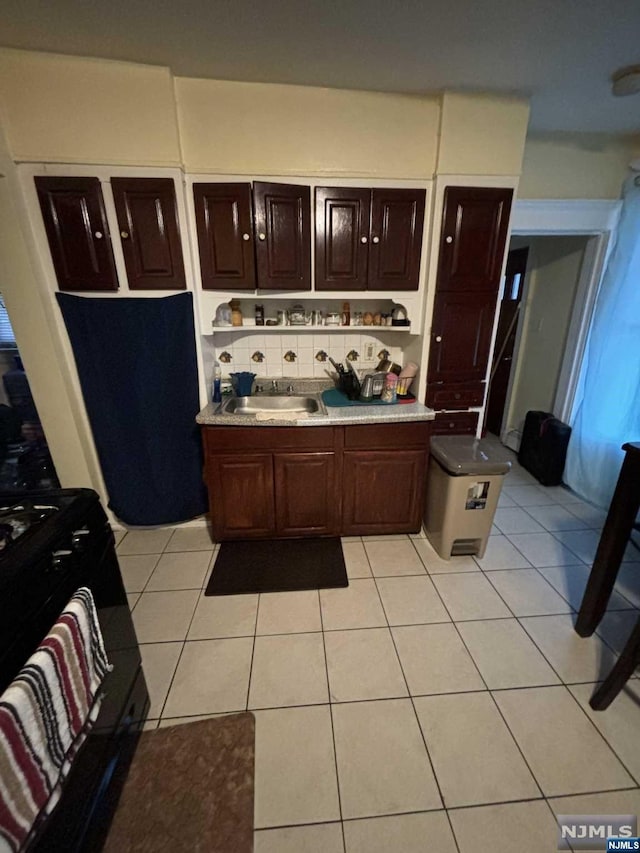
[35,176,118,292]
[315,186,425,291]
[193,183,256,290]
[368,188,425,291]
[253,182,311,291]
[315,187,371,291]
[436,187,513,292]
[111,177,186,290]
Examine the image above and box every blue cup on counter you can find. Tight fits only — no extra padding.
[230,372,257,396]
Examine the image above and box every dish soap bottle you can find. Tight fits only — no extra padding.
[212,361,222,404]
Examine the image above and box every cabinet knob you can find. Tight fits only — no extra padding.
[454,393,461,399]
[120,230,129,239]
[258,233,266,241]
[449,422,455,429]
[445,236,453,244]
[435,335,442,343]
[94,231,103,239]
[372,236,380,244]
[242,233,251,241]
[360,236,368,244]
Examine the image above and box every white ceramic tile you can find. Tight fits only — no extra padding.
[255,823,344,853]
[412,537,479,574]
[344,811,457,853]
[474,535,532,570]
[553,529,602,564]
[506,533,583,568]
[188,592,259,639]
[565,502,608,528]
[254,705,340,827]
[376,576,450,625]
[497,492,517,508]
[540,564,635,611]
[163,637,253,716]
[450,800,559,853]
[117,528,173,555]
[139,642,183,718]
[493,508,545,535]
[541,485,585,505]
[361,534,410,542]
[614,562,640,607]
[325,628,407,701]
[485,569,573,616]
[596,608,640,656]
[164,526,215,552]
[145,550,212,591]
[364,540,426,576]
[392,623,485,695]
[132,589,199,643]
[249,632,329,708]
[457,619,560,689]
[126,592,140,611]
[494,686,634,795]
[414,692,539,807]
[342,541,372,578]
[431,573,511,621]
[502,485,559,507]
[520,614,616,683]
[569,681,640,784]
[320,580,386,630]
[158,713,222,728]
[112,529,126,546]
[547,789,640,824]
[119,553,160,593]
[256,590,322,635]
[524,503,590,532]
[332,698,441,818]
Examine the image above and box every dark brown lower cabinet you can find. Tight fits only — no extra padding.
[207,453,275,540]
[202,422,430,540]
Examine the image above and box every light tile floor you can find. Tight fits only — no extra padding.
[116,460,640,853]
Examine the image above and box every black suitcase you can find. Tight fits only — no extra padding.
[518,410,572,486]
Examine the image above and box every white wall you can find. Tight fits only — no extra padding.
[505,236,587,439]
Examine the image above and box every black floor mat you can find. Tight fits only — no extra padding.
[205,538,348,596]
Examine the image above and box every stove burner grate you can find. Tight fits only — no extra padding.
[0,500,60,551]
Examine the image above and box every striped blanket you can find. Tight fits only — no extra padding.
[0,587,111,852]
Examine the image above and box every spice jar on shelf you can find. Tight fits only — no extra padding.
[229,299,243,327]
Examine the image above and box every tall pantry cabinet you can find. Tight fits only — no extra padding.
[426,186,513,434]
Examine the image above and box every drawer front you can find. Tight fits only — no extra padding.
[426,382,485,410]
[344,421,430,450]
[431,411,479,436]
[203,425,336,455]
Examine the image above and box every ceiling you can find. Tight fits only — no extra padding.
[2,0,639,134]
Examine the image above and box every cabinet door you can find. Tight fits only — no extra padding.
[207,454,275,540]
[35,176,118,292]
[193,183,256,290]
[436,187,513,292]
[274,452,336,536]
[342,449,427,534]
[111,178,185,290]
[431,411,480,436]
[314,187,370,291]
[427,290,497,384]
[368,188,425,291]
[253,182,311,290]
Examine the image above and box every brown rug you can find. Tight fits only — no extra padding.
[103,714,255,853]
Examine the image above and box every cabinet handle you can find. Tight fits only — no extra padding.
[242,233,251,241]
[435,335,442,342]
[360,236,368,244]
[120,230,129,240]
[372,236,380,244]
[258,233,266,241]
[94,231,103,239]
[445,236,453,244]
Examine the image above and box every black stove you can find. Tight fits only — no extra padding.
[0,488,149,851]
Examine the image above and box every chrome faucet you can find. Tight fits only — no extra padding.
[286,384,295,395]
[270,379,279,394]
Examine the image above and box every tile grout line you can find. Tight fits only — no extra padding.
[243,591,262,713]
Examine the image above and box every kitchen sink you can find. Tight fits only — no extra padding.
[219,395,324,415]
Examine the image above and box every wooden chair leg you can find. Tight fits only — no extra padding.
[590,618,640,710]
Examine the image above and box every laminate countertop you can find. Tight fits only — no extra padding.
[196,378,435,428]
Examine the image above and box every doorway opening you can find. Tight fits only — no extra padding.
[484,235,592,450]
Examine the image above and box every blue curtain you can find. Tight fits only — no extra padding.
[565,174,640,508]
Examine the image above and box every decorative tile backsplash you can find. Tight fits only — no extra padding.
[202,332,404,384]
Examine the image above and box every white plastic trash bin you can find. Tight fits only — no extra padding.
[425,436,512,560]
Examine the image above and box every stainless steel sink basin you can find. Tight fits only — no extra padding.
[220,395,324,415]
